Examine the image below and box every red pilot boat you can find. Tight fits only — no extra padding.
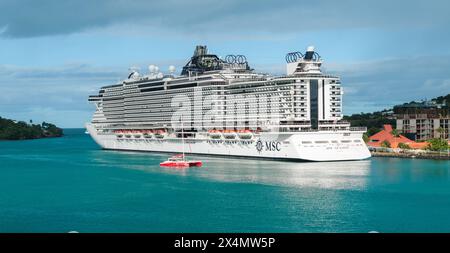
[160,154,203,168]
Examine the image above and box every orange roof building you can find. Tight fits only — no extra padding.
[407,142,429,149]
[368,124,427,149]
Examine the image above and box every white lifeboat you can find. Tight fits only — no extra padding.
[114,130,124,138]
[207,130,222,139]
[133,130,142,138]
[124,130,132,138]
[143,130,153,138]
[223,130,237,139]
[154,130,167,139]
[238,130,253,140]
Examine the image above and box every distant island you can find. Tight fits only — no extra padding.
[0,117,63,140]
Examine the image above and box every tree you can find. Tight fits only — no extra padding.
[391,129,400,137]
[436,127,445,139]
[367,127,380,137]
[362,133,369,143]
[381,140,391,148]
[398,143,411,149]
[0,116,63,140]
[426,138,449,151]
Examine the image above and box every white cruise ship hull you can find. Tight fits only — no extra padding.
[86,124,371,162]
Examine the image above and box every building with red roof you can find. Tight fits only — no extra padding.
[368,124,427,149]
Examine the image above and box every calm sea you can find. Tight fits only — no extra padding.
[0,128,449,232]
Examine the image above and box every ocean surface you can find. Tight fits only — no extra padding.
[0,128,449,233]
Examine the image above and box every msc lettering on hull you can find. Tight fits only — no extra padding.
[256,139,281,153]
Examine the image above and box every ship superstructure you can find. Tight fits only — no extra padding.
[86,45,370,161]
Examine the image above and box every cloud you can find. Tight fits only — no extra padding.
[0,62,191,127]
[422,79,450,92]
[0,64,125,127]
[327,55,450,114]
[0,25,6,35]
[1,0,449,128]
[8,64,122,80]
[1,0,449,38]
[2,106,92,129]
[2,54,449,127]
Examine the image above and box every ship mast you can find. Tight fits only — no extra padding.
[181,115,185,160]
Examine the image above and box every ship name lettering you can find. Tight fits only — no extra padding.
[265,141,281,151]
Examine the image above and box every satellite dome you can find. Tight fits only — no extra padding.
[169,65,176,73]
[148,65,156,73]
[131,71,140,79]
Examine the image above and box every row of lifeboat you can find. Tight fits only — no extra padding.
[113,129,256,140]
[207,129,254,140]
[114,129,167,139]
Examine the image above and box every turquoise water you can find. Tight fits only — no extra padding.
[0,128,449,232]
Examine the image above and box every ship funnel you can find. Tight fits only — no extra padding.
[286,46,322,75]
[194,45,208,57]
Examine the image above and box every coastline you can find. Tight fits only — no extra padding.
[0,135,64,141]
[371,150,450,160]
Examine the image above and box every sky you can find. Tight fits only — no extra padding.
[1,0,450,128]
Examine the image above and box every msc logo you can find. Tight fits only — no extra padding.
[256,140,264,152]
[256,139,281,153]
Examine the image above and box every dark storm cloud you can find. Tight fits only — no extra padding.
[1,0,449,38]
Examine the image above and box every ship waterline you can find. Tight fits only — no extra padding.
[86,45,371,161]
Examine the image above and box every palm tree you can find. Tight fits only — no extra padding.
[436,127,448,157]
[436,127,445,140]
[381,140,391,148]
[362,133,369,143]
[391,129,400,137]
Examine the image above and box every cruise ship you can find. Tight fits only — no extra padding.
[86,45,371,161]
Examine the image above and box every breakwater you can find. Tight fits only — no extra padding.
[371,151,450,160]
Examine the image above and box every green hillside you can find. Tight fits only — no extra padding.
[0,117,63,140]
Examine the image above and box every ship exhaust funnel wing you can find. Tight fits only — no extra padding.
[286,45,322,75]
